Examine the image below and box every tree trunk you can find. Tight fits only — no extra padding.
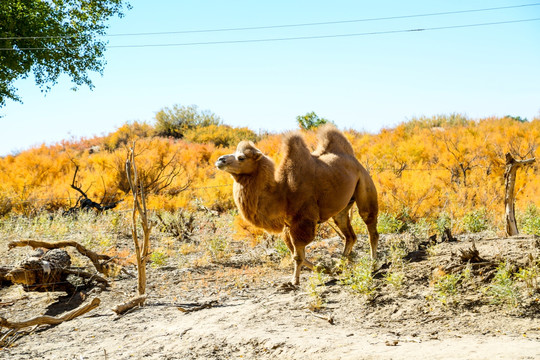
[125,143,152,298]
[504,153,535,236]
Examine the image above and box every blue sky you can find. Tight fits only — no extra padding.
[1,0,539,155]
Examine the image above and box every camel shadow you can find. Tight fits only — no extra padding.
[44,290,86,317]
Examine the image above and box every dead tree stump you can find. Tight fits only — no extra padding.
[504,153,535,236]
[6,249,73,293]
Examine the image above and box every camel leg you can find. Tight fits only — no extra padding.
[282,227,294,253]
[291,246,315,285]
[333,203,357,257]
[289,219,316,285]
[355,184,379,260]
[360,211,379,259]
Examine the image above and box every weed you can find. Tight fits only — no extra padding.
[96,234,114,251]
[150,250,168,268]
[515,258,539,295]
[388,237,408,263]
[461,209,490,233]
[435,212,453,236]
[433,272,462,306]
[273,238,290,260]
[385,271,405,291]
[339,256,376,298]
[205,235,229,261]
[383,236,407,291]
[306,268,327,311]
[407,218,431,240]
[485,262,520,308]
[178,242,198,256]
[377,212,404,234]
[155,209,196,242]
[519,204,540,236]
[426,242,442,257]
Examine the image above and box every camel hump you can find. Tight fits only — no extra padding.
[314,124,354,156]
[281,131,312,160]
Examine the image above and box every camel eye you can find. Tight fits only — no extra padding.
[238,155,246,161]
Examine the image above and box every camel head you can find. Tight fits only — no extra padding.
[215,141,263,175]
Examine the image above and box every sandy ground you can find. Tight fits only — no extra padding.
[1,234,539,359]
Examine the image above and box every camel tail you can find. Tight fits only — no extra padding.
[314,124,355,156]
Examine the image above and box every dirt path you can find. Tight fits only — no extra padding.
[1,235,539,359]
[1,288,538,360]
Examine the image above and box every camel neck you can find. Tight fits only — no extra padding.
[232,156,285,232]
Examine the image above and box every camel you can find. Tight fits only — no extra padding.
[215,124,379,285]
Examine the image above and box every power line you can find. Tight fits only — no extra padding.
[1,18,539,51]
[83,3,540,37]
[1,3,539,41]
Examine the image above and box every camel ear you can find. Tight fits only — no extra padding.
[253,149,263,161]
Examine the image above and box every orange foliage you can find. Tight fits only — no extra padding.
[0,115,538,239]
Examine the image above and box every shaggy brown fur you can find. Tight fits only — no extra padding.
[216,125,379,285]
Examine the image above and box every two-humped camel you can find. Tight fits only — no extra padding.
[215,124,379,285]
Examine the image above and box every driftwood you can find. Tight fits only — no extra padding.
[504,153,536,236]
[9,239,117,276]
[111,295,147,315]
[307,310,335,325]
[0,298,100,330]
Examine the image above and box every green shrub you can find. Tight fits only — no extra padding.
[339,256,376,298]
[461,209,489,233]
[519,204,540,236]
[434,272,462,306]
[377,212,405,234]
[435,212,453,235]
[485,262,520,307]
[154,104,222,138]
[515,260,540,295]
[273,238,290,259]
[150,250,168,268]
[306,268,327,311]
[408,218,431,240]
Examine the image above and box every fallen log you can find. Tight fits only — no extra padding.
[0,298,100,330]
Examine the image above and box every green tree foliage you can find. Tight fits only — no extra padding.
[154,104,222,138]
[296,111,330,130]
[0,0,130,107]
[505,115,528,123]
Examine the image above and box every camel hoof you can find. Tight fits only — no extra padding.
[277,282,298,293]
